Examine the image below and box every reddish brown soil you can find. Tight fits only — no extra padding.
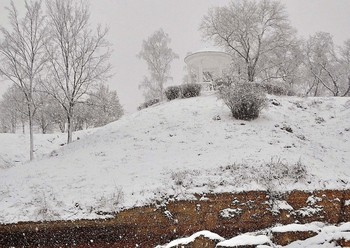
[272,231,318,246]
[0,190,349,248]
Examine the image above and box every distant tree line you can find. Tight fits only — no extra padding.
[0,84,123,134]
[0,0,123,160]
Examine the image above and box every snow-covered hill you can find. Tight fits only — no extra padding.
[0,129,96,168]
[0,93,349,223]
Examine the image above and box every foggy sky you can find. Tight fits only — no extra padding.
[0,0,349,113]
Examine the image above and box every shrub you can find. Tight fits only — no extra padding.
[261,82,290,96]
[165,86,181,100]
[219,82,267,120]
[261,158,307,190]
[95,186,124,215]
[180,83,201,98]
[137,98,160,111]
[213,77,233,90]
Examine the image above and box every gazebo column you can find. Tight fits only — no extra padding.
[198,62,203,83]
[219,63,223,78]
[187,65,192,83]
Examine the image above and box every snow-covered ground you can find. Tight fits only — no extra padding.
[0,129,96,168]
[157,222,350,247]
[0,93,349,223]
[160,230,225,247]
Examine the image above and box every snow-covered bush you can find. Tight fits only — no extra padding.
[95,187,124,215]
[219,82,267,120]
[0,155,12,169]
[180,83,201,98]
[137,98,160,110]
[261,82,292,96]
[261,158,307,199]
[32,191,60,221]
[165,86,181,100]
[213,77,232,89]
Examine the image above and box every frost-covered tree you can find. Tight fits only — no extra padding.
[43,0,112,143]
[85,85,123,128]
[34,92,59,134]
[138,29,178,101]
[304,32,349,96]
[200,0,294,82]
[340,39,350,96]
[69,85,123,130]
[0,85,27,133]
[72,102,91,131]
[0,88,17,133]
[49,101,66,133]
[0,1,47,160]
[259,38,304,88]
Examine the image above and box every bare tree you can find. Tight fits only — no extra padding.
[85,85,123,128]
[0,90,18,133]
[304,32,349,97]
[0,1,47,160]
[138,29,178,101]
[49,100,66,133]
[70,85,123,130]
[0,84,28,134]
[34,92,57,134]
[340,39,350,96]
[43,0,112,143]
[200,0,294,82]
[259,38,304,88]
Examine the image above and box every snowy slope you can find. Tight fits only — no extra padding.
[0,129,96,168]
[0,93,349,223]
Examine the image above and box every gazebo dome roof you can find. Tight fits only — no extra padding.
[184,50,231,69]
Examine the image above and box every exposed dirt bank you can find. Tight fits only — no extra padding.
[0,190,349,247]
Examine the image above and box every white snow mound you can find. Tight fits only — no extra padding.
[0,94,349,223]
[161,230,224,247]
[217,234,270,247]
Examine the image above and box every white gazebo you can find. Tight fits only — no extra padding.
[184,50,231,90]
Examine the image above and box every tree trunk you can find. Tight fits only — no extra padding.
[67,104,74,144]
[59,122,65,133]
[247,65,255,82]
[27,104,34,161]
[67,114,73,144]
[22,120,25,134]
[11,117,16,133]
[314,80,319,96]
[29,117,34,161]
[342,76,350,97]
[41,116,47,134]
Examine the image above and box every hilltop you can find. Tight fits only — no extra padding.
[0,93,349,224]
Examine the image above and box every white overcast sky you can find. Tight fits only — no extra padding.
[0,0,350,113]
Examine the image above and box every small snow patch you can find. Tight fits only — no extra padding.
[219,208,243,218]
[164,230,224,247]
[271,223,321,233]
[271,200,293,214]
[294,206,323,217]
[306,195,322,205]
[217,234,270,247]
